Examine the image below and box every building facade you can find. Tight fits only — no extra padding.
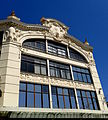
[0,12,108,118]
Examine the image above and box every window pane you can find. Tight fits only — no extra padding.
[19,91,26,107]
[20,83,26,91]
[64,96,70,108]
[51,86,56,95]
[42,85,48,93]
[58,95,64,108]
[41,66,46,75]
[35,65,40,74]
[93,98,98,110]
[83,98,89,109]
[35,93,41,108]
[50,68,55,76]
[57,88,62,95]
[52,95,58,108]
[87,75,91,83]
[27,83,34,92]
[82,74,87,82]
[28,63,34,73]
[27,92,34,107]
[21,61,27,72]
[63,89,68,95]
[78,98,83,109]
[78,73,83,82]
[67,71,71,80]
[77,90,81,97]
[88,98,93,110]
[43,94,49,108]
[61,70,66,79]
[71,97,76,109]
[73,72,78,80]
[55,69,60,78]
[69,89,75,97]
[35,84,41,92]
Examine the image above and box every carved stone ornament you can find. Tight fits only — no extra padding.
[3,27,21,42]
[40,17,69,40]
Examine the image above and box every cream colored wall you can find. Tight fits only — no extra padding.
[0,27,107,112]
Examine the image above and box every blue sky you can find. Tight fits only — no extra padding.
[0,0,108,100]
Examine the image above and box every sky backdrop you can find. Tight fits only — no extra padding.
[0,0,108,101]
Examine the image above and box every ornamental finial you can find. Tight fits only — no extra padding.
[84,38,89,45]
[7,11,20,21]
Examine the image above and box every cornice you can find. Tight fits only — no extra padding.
[0,17,93,52]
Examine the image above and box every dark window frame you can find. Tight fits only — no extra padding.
[49,61,71,80]
[51,86,77,109]
[77,89,100,110]
[21,54,47,76]
[72,66,93,84]
[48,41,67,58]
[22,39,46,52]
[19,82,50,108]
[69,47,87,63]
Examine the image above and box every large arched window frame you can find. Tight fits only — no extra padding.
[22,38,88,63]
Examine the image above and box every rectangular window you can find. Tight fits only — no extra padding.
[51,86,77,109]
[72,66,92,83]
[49,61,71,80]
[77,89,99,110]
[19,82,50,108]
[21,54,47,75]
[48,41,67,57]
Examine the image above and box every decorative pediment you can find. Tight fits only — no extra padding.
[40,17,69,39]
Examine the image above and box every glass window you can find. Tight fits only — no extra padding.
[21,54,47,76]
[72,66,92,84]
[77,89,99,110]
[35,93,41,108]
[51,86,77,109]
[69,48,87,63]
[19,82,49,108]
[19,92,26,107]
[48,41,67,57]
[49,61,71,80]
[43,94,49,108]
[22,39,46,52]
[27,92,34,107]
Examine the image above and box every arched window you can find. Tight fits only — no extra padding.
[22,39,46,52]
[69,48,87,63]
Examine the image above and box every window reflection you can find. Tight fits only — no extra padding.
[77,89,99,110]
[72,66,92,83]
[49,61,71,80]
[51,86,77,109]
[19,82,49,108]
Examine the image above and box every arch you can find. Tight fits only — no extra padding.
[69,46,89,63]
[19,34,89,63]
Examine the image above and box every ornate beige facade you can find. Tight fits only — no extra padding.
[0,12,108,118]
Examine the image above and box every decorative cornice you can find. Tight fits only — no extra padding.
[0,17,93,52]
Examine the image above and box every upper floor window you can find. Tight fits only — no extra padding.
[72,66,92,83]
[48,41,67,57]
[21,54,47,75]
[0,31,3,45]
[19,82,50,108]
[51,86,77,109]
[22,39,46,52]
[69,48,87,63]
[49,61,71,80]
[77,89,99,110]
